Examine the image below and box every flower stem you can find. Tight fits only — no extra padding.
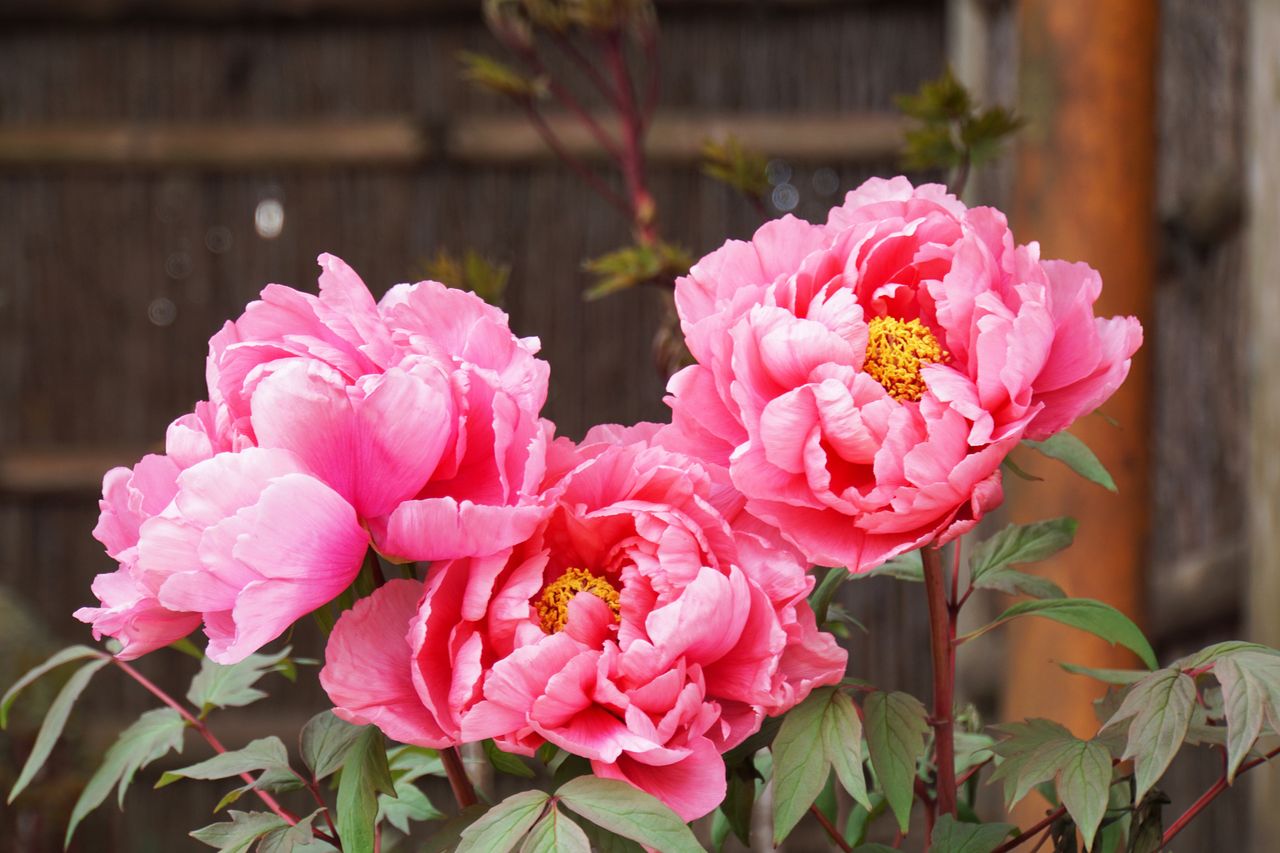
[991,806,1066,853]
[1161,744,1280,848]
[110,657,341,844]
[809,804,853,853]
[441,746,479,810]
[922,544,957,818]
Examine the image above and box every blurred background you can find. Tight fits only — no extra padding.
[0,0,1275,850]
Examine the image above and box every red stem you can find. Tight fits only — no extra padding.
[922,545,958,820]
[991,806,1067,853]
[441,746,478,810]
[809,804,853,853]
[519,103,632,215]
[111,658,339,845]
[603,31,657,246]
[512,42,624,161]
[1161,745,1280,848]
[550,31,623,109]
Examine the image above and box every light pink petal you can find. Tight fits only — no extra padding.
[376,497,547,562]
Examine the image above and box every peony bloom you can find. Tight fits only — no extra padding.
[79,255,553,662]
[664,176,1142,571]
[320,424,845,820]
[78,447,369,663]
[205,253,552,561]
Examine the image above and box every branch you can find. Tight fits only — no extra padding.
[511,42,624,161]
[1161,744,1280,848]
[991,806,1067,853]
[809,804,853,853]
[440,746,479,810]
[922,545,957,818]
[519,103,632,215]
[111,658,339,846]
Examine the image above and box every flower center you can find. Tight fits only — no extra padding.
[862,316,948,402]
[535,567,622,634]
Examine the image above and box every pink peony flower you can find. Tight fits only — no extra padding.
[206,253,552,560]
[320,425,845,820]
[79,447,370,663]
[79,255,553,662]
[664,176,1142,571]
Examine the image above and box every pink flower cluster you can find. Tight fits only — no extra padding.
[78,255,551,662]
[665,177,1142,571]
[321,424,844,818]
[78,177,1141,819]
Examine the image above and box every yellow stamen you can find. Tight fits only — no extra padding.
[863,316,948,402]
[535,567,621,634]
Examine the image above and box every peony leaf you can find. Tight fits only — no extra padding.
[824,691,871,810]
[809,566,850,624]
[578,819,645,853]
[771,688,836,843]
[1174,641,1279,671]
[929,814,1014,853]
[857,550,924,582]
[557,777,702,853]
[1105,669,1196,800]
[990,719,1080,806]
[1213,651,1280,780]
[863,691,928,834]
[456,790,550,853]
[1055,739,1113,850]
[519,806,591,853]
[157,736,292,788]
[973,569,1066,600]
[1022,433,1117,492]
[187,647,292,713]
[64,707,187,846]
[377,775,443,835]
[970,598,1156,669]
[257,810,335,853]
[301,711,365,781]
[8,656,109,803]
[1060,662,1148,685]
[191,810,288,853]
[1,644,101,729]
[969,518,1077,588]
[335,726,396,853]
[484,737,537,779]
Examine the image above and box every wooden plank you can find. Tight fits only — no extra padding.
[1003,0,1157,827]
[1246,0,1280,848]
[0,448,147,495]
[0,0,923,23]
[0,112,906,170]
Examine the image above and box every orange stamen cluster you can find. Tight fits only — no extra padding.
[535,567,622,634]
[863,316,948,402]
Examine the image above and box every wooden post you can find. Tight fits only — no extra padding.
[1002,0,1157,794]
[1246,0,1280,848]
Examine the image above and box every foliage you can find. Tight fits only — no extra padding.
[700,136,770,208]
[425,248,513,308]
[583,241,694,299]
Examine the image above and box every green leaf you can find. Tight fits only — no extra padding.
[187,647,291,713]
[969,518,1075,599]
[863,691,928,834]
[377,776,443,835]
[1213,650,1280,780]
[456,790,550,853]
[720,768,755,848]
[158,736,291,788]
[990,719,1081,806]
[1022,433,1117,492]
[928,814,1014,853]
[386,744,445,782]
[519,806,591,853]
[809,566,850,624]
[426,248,511,308]
[484,737,537,778]
[1174,641,1280,671]
[301,711,364,781]
[258,810,335,853]
[336,726,396,853]
[64,708,187,846]
[556,777,702,853]
[953,732,995,775]
[1055,739,1113,850]
[1060,662,1147,685]
[421,804,487,853]
[700,136,771,204]
[191,810,288,853]
[1105,669,1196,800]
[458,51,547,100]
[970,598,1157,669]
[583,242,694,301]
[1,644,101,729]
[771,688,836,843]
[856,550,924,582]
[577,820,645,853]
[824,691,870,809]
[8,656,109,803]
